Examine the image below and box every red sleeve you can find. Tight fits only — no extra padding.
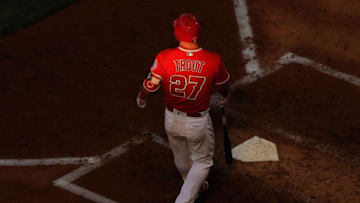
[150,54,164,81]
[215,60,230,85]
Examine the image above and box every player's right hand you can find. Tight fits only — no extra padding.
[136,91,147,108]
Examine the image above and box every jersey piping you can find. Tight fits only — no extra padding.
[177,46,203,53]
[215,72,230,85]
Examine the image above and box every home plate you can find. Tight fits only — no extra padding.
[232,136,279,162]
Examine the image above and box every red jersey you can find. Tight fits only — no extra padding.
[150,46,230,113]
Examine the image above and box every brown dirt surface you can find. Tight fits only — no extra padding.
[0,166,87,202]
[0,0,359,202]
[248,0,360,76]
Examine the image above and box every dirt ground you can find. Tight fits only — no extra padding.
[0,0,359,202]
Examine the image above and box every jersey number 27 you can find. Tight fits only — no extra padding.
[169,75,206,100]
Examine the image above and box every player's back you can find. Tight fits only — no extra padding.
[151,46,229,114]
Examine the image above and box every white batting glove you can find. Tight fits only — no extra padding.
[136,91,147,108]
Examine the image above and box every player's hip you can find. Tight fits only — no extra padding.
[164,107,211,135]
[163,96,211,115]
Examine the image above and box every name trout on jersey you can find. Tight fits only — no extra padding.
[173,59,206,73]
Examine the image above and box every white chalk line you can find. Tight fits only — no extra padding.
[232,0,360,88]
[0,0,358,202]
[0,157,100,166]
[0,137,150,202]
[53,135,169,203]
[232,52,360,88]
[288,52,360,87]
[231,0,360,165]
[55,181,117,203]
[233,0,260,74]
[228,53,360,163]
[46,0,360,202]
[0,0,356,168]
[53,137,145,203]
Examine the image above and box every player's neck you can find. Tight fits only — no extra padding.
[179,41,199,50]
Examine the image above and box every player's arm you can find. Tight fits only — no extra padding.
[214,82,230,98]
[136,73,161,108]
[213,59,231,105]
[212,81,231,106]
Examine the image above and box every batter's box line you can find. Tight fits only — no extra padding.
[53,134,169,203]
[0,157,98,166]
[231,52,360,89]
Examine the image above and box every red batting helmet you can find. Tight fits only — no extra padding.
[173,13,200,43]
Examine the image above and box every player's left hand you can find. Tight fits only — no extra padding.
[136,91,147,108]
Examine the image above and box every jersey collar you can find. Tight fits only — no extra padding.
[177,46,202,53]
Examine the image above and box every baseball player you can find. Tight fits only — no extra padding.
[136,13,230,203]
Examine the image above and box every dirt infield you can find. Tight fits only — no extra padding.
[0,0,359,202]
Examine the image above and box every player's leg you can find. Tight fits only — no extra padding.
[165,108,192,180]
[176,162,211,203]
[167,134,192,180]
[175,114,215,203]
